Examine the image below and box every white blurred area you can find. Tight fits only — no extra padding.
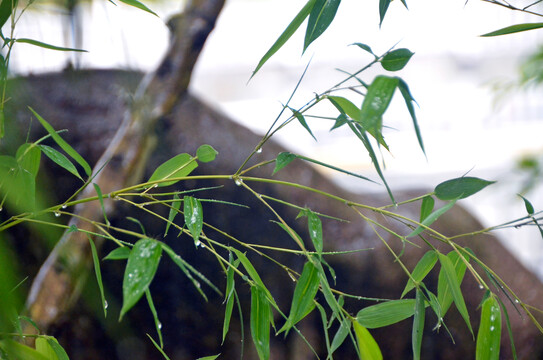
[5,0,543,278]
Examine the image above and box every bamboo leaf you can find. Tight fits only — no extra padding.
[0,339,49,360]
[379,0,392,26]
[93,183,110,226]
[103,247,131,260]
[401,250,438,298]
[357,299,417,328]
[16,38,87,52]
[88,236,108,317]
[381,48,414,71]
[35,337,56,359]
[196,144,218,163]
[481,22,543,37]
[0,0,17,30]
[184,196,203,246]
[145,289,163,348]
[29,107,91,176]
[232,249,277,308]
[252,0,316,77]
[304,0,341,51]
[46,337,69,360]
[437,251,468,315]
[39,145,82,181]
[273,152,297,175]
[476,296,501,360]
[438,253,473,336]
[407,200,456,238]
[412,289,425,360]
[120,238,162,320]
[398,78,425,155]
[519,194,534,215]
[164,194,181,237]
[419,196,434,222]
[223,253,238,343]
[330,317,350,354]
[307,211,323,255]
[117,0,157,16]
[250,286,271,360]
[290,107,316,140]
[434,176,495,200]
[148,153,198,187]
[352,321,383,360]
[16,143,41,178]
[327,95,361,121]
[147,334,171,360]
[351,42,376,56]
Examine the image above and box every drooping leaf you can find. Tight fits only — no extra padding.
[304,0,341,52]
[16,38,87,52]
[437,250,469,315]
[352,321,383,360]
[378,0,392,26]
[148,153,198,187]
[196,144,218,163]
[233,249,278,309]
[481,22,543,37]
[223,253,238,343]
[184,196,203,246]
[434,176,495,200]
[147,334,171,360]
[412,289,425,360]
[360,75,398,146]
[93,183,110,226]
[476,296,501,360]
[398,79,425,155]
[120,238,162,320]
[419,196,434,222]
[278,261,320,335]
[519,194,535,215]
[330,317,350,354]
[307,210,323,254]
[164,194,181,237]
[16,143,41,178]
[273,152,297,175]
[438,253,473,336]
[407,200,456,238]
[145,289,163,348]
[250,286,271,360]
[290,107,316,140]
[357,299,417,328]
[252,0,316,77]
[401,250,438,298]
[39,145,82,180]
[117,0,157,16]
[29,107,91,176]
[351,42,376,56]
[88,236,108,317]
[381,48,414,71]
[327,95,361,121]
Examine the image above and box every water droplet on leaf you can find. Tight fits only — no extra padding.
[234,178,243,186]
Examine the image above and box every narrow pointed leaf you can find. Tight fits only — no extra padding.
[330,317,351,354]
[93,183,110,226]
[232,249,277,308]
[412,289,425,360]
[148,153,198,187]
[351,42,375,56]
[379,0,392,26]
[331,113,348,130]
[273,152,297,175]
[16,38,87,52]
[352,321,383,360]
[29,107,91,176]
[223,254,238,343]
[327,95,361,121]
[290,107,316,140]
[184,196,203,246]
[103,247,131,260]
[147,334,171,360]
[438,253,473,336]
[398,79,425,155]
[196,144,218,163]
[420,196,434,222]
[46,338,69,360]
[357,299,417,328]
[437,251,468,315]
[519,194,534,215]
[476,296,501,360]
[251,286,271,360]
[0,0,18,29]
[88,236,108,317]
[401,250,438,298]
[252,0,316,77]
[408,200,456,238]
[16,143,41,178]
[434,177,495,200]
[39,145,82,180]
[120,238,162,320]
[164,194,181,237]
[481,22,543,37]
[304,0,341,51]
[118,0,157,16]
[307,211,323,254]
[381,48,414,71]
[145,289,163,348]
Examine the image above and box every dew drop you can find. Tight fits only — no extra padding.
[287,272,296,282]
[152,184,158,188]
[157,322,162,329]
[194,240,201,247]
[256,147,263,154]
[54,211,61,217]
[515,299,520,304]
[61,204,67,209]
[234,178,243,186]
[479,284,484,290]
[0,207,3,212]
[490,326,495,332]
[104,300,109,309]
[195,281,201,289]
[113,196,120,201]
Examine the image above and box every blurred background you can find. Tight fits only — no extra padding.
[6,0,543,278]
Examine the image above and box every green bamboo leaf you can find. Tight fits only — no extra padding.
[35,337,56,359]
[223,253,238,343]
[437,251,468,315]
[327,95,361,121]
[148,153,198,187]
[352,321,383,360]
[251,0,316,78]
[357,299,416,328]
[279,261,320,335]
[273,152,297,175]
[330,317,350,354]
[16,38,87,52]
[147,334,171,360]
[0,0,17,30]
[103,247,131,260]
[381,48,414,71]
[196,144,218,163]
[93,183,110,226]
[398,79,425,155]
[304,0,341,52]
[290,107,316,141]
[438,253,473,336]
[45,337,69,360]
[351,42,376,56]
[250,286,271,360]
[29,107,91,176]
[497,297,517,360]
[307,211,323,254]
[117,0,157,16]
[476,296,501,360]
[164,194,181,237]
[420,196,434,222]
[120,238,162,320]
[184,196,203,246]
[481,22,543,37]
[196,355,220,360]
[16,143,41,178]
[379,0,392,26]
[0,339,49,360]
[434,176,496,200]
[407,200,456,238]
[331,113,348,130]
[519,194,535,215]
[88,236,108,317]
[412,289,425,360]
[145,289,163,348]
[38,145,82,181]
[401,250,438,298]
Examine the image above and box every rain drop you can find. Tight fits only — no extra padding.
[479,284,484,290]
[194,240,201,247]
[195,281,201,288]
[256,147,263,154]
[113,196,120,201]
[61,204,67,209]
[104,300,109,309]
[490,326,495,332]
[234,178,243,186]
[0,207,2,212]
[287,272,296,282]
[515,299,520,304]
[157,322,162,329]
[54,211,61,217]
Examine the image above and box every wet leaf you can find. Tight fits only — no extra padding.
[381,48,414,71]
[476,296,501,360]
[120,238,162,320]
[412,289,425,360]
[481,22,543,37]
[273,152,297,175]
[93,183,109,226]
[148,153,198,187]
[357,299,417,328]
[223,253,238,343]
[39,145,82,180]
[196,144,218,163]
[352,321,383,360]
[184,196,203,246]
[435,176,495,200]
[251,286,271,360]
[16,143,41,178]
[145,289,163,348]
[401,250,438,298]
[304,0,341,51]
